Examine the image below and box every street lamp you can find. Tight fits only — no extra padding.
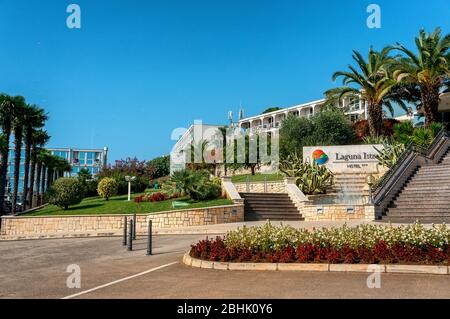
[125,176,136,201]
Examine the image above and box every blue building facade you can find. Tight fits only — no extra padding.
[3,147,108,201]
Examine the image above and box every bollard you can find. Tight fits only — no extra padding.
[147,220,152,255]
[127,219,133,251]
[122,216,127,246]
[133,213,137,240]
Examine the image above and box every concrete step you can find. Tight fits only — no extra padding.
[245,213,304,221]
[244,206,299,212]
[416,167,450,173]
[240,193,290,198]
[405,181,450,187]
[243,197,291,203]
[389,205,450,212]
[393,199,450,204]
[387,208,450,214]
[382,217,450,223]
[406,177,450,185]
[399,186,450,192]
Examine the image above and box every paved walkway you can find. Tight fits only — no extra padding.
[0,234,449,299]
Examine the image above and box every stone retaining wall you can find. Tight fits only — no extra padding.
[300,204,375,221]
[234,181,286,193]
[0,204,244,240]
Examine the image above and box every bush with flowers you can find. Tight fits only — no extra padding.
[190,222,450,265]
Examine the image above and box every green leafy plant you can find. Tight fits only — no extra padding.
[362,135,391,145]
[393,121,443,149]
[374,141,406,168]
[45,178,85,210]
[169,169,221,201]
[280,154,333,195]
[97,177,119,200]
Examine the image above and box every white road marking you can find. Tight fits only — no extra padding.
[62,261,178,299]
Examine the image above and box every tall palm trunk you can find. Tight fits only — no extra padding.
[40,166,46,205]
[421,85,441,126]
[0,122,11,215]
[28,147,37,209]
[11,127,23,215]
[36,161,42,206]
[368,102,383,136]
[22,127,32,210]
[46,168,53,190]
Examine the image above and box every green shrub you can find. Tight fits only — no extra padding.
[169,169,221,201]
[84,179,99,197]
[46,178,85,210]
[97,177,119,200]
[116,176,147,195]
[393,121,443,149]
[147,155,170,179]
[280,107,355,159]
[187,181,221,201]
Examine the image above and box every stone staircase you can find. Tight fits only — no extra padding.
[384,148,450,223]
[239,192,304,221]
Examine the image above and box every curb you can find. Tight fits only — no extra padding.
[183,253,450,275]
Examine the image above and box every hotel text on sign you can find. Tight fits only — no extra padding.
[303,144,384,174]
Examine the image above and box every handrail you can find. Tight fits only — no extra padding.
[372,142,424,197]
[424,128,450,159]
[373,129,450,205]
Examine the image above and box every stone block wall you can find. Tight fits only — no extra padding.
[300,204,375,221]
[234,181,286,193]
[0,204,244,240]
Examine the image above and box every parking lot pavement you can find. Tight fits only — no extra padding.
[0,235,449,299]
[0,235,204,299]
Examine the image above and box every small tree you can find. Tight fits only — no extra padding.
[97,177,118,200]
[46,178,84,210]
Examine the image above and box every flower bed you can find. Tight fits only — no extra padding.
[190,223,450,265]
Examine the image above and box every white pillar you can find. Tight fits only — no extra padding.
[127,181,131,201]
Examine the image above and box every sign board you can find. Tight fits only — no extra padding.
[303,144,384,174]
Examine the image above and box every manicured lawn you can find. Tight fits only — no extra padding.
[28,193,233,216]
[231,172,284,183]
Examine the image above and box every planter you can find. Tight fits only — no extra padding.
[184,253,450,275]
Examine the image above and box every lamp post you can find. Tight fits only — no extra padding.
[125,176,136,201]
[366,174,375,205]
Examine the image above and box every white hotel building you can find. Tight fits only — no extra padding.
[170,92,450,172]
[170,96,387,173]
[236,97,368,134]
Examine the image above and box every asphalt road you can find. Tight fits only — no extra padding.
[0,235,449,299]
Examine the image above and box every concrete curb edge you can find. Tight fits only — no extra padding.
[183,253,450,275]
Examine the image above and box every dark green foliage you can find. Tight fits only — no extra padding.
[169,169,221,201]
[262,107,282,114]
[147,155,170,179]
[280,108,355,159]
[46,178,85,210]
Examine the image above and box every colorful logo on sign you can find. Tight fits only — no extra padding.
[312,149,329,165]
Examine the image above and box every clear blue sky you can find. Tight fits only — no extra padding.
[0,0,449,162]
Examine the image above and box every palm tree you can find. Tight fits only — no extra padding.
[22,106,48,210]
[392,28,450,126]
[36,149,51,206]
[9,97,27,214]
[53,156,71,179]
[325,47,407,136]
[28,130,49,208]
[0,95,23,215]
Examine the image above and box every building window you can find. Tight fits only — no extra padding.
[87,152,94,165]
